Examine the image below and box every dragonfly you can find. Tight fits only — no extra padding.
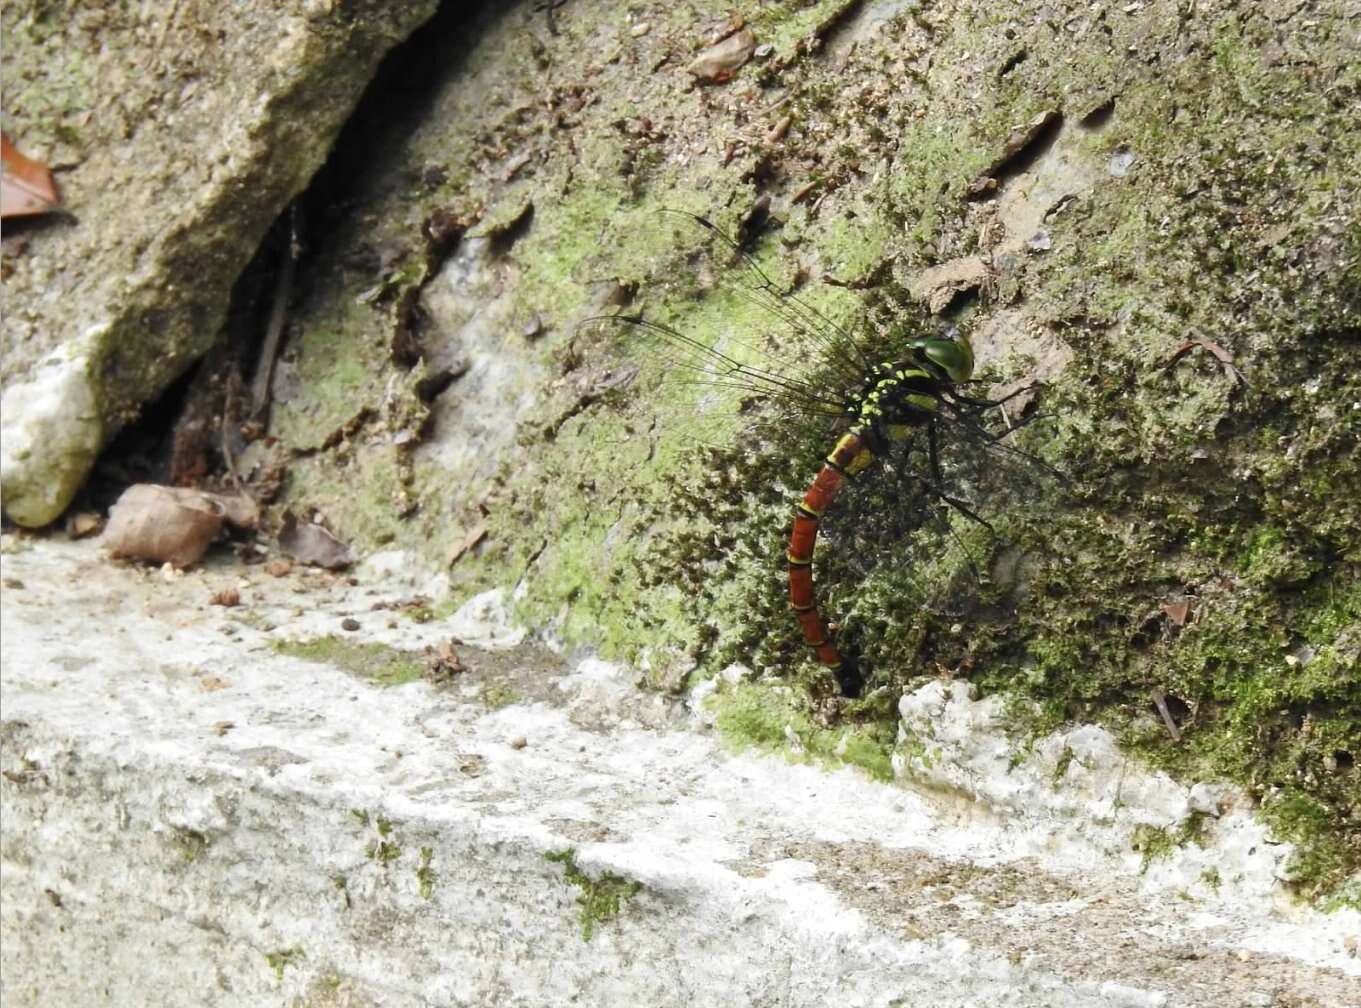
[590,211,1047,698]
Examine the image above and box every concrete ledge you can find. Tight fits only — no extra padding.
[2,539,1357,1006]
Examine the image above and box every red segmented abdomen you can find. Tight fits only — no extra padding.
[787,430,877,675]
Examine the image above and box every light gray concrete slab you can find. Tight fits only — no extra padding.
[1,538,1357,1006]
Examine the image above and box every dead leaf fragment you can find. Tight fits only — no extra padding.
[278,511,353,570]
[212,492,259,530]
[1162,338,1246,386]
[103,484,225,567]
[212,721,236,737]
[448,521,489,566]
[209,588,241,607]
[1160,598,1192,627]
[199,675,230,692]
[264,557,293,577]
[425,638,465,684]
[687,28,757,83]
[1,134,61,219]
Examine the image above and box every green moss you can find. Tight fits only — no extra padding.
[331,874,351,910]
[169,826,208,864]
[544,848,640,941]
[1052,746,1076,783]
[712,682,897,782]
[479,683,522,710]
[415,846,436,900]
[273,637,423,687]
[1130,812,1210,873]
[367,814,401,867]
[264,947,304,982]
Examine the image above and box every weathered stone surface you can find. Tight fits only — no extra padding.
[2,539,1358,1005]
[0,0,438,526]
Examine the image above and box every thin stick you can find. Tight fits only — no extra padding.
[1150,689,1182,742]
[249,204,301,426]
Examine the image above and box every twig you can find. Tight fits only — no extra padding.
[1150,689,1182,742]
[249,204,301,427]
[1161,338,1246,386]
[220,372,245,494]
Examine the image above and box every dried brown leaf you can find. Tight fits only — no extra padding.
[102,484,224,567]
[207,491,259,529]
[1161,599,1192,627]
[1,134,61,219]
[278,511,353,570]
[425,637,465,685]
[448,521,489,566]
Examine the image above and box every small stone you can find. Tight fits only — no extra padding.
[630,22,650,37]
[1109,150,1135,177]
[687,28,757,83]
[509,736,528,750]
[264,557,292,577]
[341,617,361,631]
[67,511,103,538]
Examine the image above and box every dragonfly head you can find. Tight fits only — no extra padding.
[918,332,974,384]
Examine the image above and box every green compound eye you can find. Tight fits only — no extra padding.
[921,336,974,383]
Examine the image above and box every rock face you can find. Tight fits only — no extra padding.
[2,0,1358,996]
[0,0,438,526]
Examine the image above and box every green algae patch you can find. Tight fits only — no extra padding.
[273,637,423,687]
[415,846,437,900]
[479,682,522,710]
[264,946,304,982]
[1130,812,1211,873]
[713,681,896,783]
[545,848,641,942]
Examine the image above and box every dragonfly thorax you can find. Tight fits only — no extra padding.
[851,358,947,442]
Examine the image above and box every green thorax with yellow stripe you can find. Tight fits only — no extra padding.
[853,335,974,446]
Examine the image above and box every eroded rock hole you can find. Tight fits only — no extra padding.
[87,0,496,506]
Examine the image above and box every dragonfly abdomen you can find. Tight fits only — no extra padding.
[787,353,958,697]
[787,429,879,696]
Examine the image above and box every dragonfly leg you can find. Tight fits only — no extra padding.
[835,654,863,699]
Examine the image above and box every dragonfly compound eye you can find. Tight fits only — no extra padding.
[922,338,974,384]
